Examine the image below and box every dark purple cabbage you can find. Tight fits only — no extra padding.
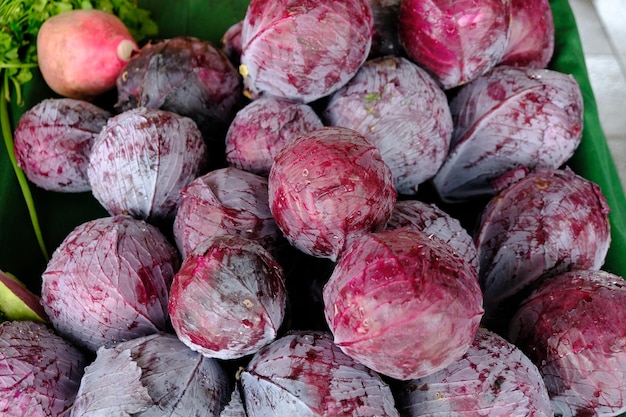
[40,215,179,352]
[239,0,374,103]
[385,199,479,273]
[398,0,511,89]
[87,107,208,224]
[475,168,611,327]
[115,36,242,144]
[499,0,555,68]
[13,98,110,192]
[395,327,553,416]
[0,321,87,417]
[509,269,626,417]
[168,235,287,360]
[71,333,230,417]
[221,20,244,66]
[323,227,483,380]
[173,167,281,259]
[225,97,323,176]
[268,126,397,261]
[324,55,452,195]
[240,331,400,416]
[433,66,583,202]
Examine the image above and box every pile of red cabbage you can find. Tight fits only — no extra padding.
[4,0,626,416]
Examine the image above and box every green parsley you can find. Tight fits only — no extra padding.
[1,0,157,261]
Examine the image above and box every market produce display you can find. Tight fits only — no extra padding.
[2,0,626,416]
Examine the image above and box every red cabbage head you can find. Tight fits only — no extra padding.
[323,227,483,380]
[240,0,374,103]
[398,0,511,89]
[268,126,396,261]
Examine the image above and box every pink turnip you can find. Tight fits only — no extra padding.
[37,9,138,100]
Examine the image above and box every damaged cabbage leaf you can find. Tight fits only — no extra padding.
[72,333,230,417]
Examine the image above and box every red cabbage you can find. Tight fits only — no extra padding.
[239,0,374,103]
[268,126,396,261]
[323,227,483,380]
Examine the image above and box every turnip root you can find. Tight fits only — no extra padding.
[37,9,138,100]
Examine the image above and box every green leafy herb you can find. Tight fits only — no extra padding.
[0,0,157,262]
